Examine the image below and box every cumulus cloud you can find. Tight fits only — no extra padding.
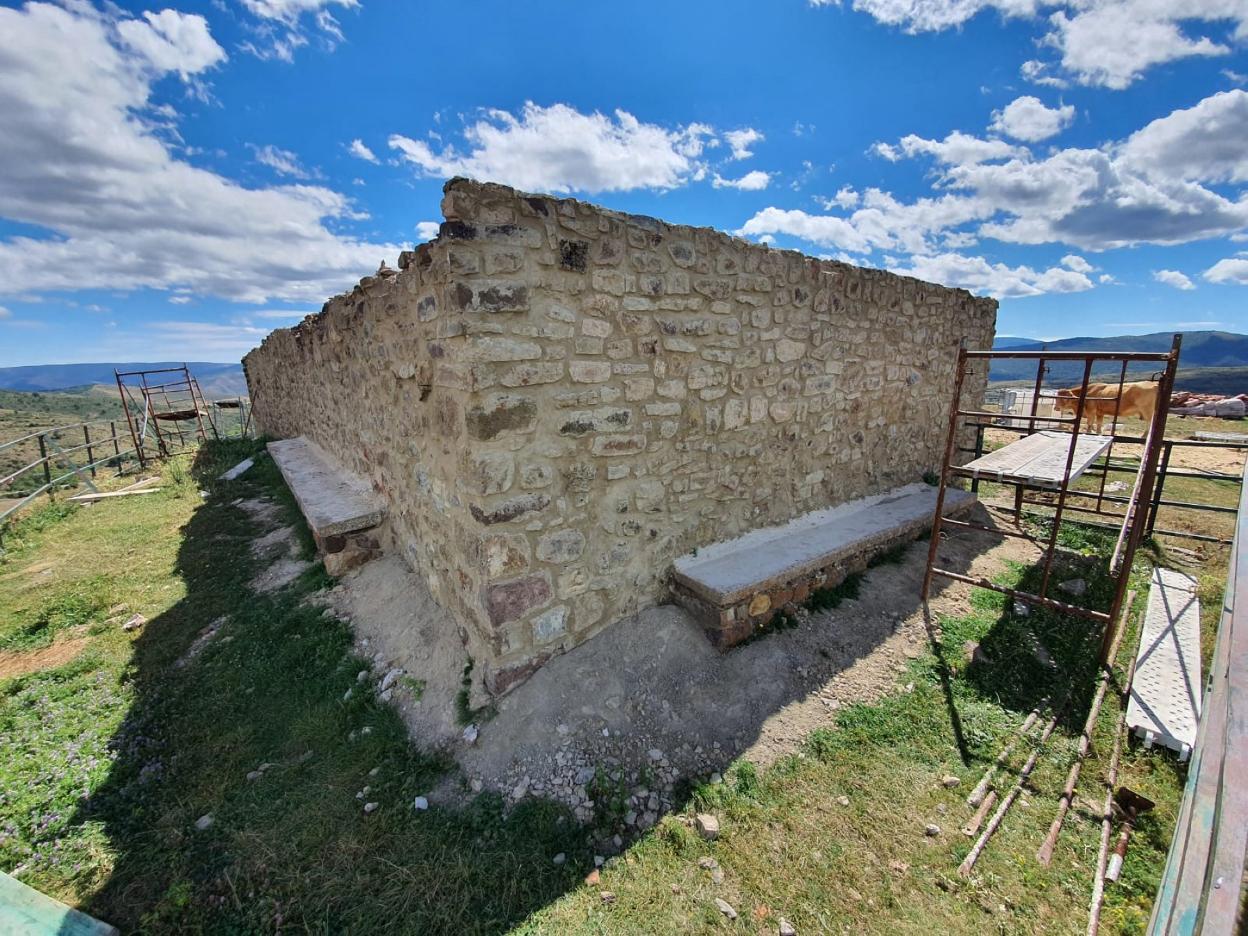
[712,170,772,191]
[116,9,227,79]
[815,0,1247,89]
[873,131,1026,166]
[1153,269,1196,290]
[348,138,378,163]
[1204,257,1248,284]
[887,251,1095,298]
[724,128,763,160]
[1061,254,1094,272]
[389,102,721,194]
[0,2,394,305]
[990,96,1075,141]
[1118,90,1248,184]
[415,220,441,241]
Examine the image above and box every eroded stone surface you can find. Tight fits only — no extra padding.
[244,178,996,695]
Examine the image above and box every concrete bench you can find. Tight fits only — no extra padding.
[1127,567,1202,760]
[267,437,385,575]
[672,483,976,647]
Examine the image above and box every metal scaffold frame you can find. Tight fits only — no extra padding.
[921,334,1182,662]
[115,365,218,466]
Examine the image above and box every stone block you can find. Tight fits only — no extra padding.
[486,573,552,626]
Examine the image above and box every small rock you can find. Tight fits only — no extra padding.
[194,814,214,831]
[343,688,353,701]
[711,868,724,885]
[670,883,682,894]
[715,898,738,920]
[552,853,566,865]
[925,823,942,837]
[470,779,483,793]
[709,772,723,785]
[368,767,380,777]
[246,770,262,782]
[380,668,403,692]
[594,855,605,867]
[600,891,616,904]
[1058,578,1087,597]
[889,859,909,874]
[122,613,146,632]
[379,689,393,702]
[648,748,665,761]
[779,920,797,936]
[836,796,850,807]
[941,775,961,788]
[695,813,720,840]
[585,869,600,885]
[413,796,429,811]
[357,670,369,682]
[363,802,379,813]
[1012,600,1030,618]
[463,724,479,745]
[698,856,719,870]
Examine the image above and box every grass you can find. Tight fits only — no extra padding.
[0,438,1215,933]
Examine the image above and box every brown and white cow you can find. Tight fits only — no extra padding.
[1053,381,1159,434]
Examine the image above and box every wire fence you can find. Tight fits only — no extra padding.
[0,398,253,533]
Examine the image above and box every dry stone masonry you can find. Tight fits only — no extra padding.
[244,178,996,695]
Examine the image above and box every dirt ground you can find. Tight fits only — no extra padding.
[321,505,1036,829]
[0,630,88,679]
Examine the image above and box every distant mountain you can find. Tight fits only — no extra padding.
[988,331,1248,384]
[0,362,247,399]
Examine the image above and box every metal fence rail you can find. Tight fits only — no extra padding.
[1147,456,1248,934]
[0,418,140,530]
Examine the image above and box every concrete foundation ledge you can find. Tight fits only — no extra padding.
[671,484,976,647]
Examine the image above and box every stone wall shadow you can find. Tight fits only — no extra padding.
[60,457,1006,933]
[60,445,593,934]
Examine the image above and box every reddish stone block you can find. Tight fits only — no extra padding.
[485,573,552,626]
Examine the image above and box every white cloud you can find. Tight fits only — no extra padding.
[712,170,772,191]
[389,102,719,194]
[990,96,1075,141]
[874,131,1026,166]
[0,306,10,319]
[1118,90,1248,184]
[238,0,357,61]
[1020,59,1069,88]
[0,2,395,304]
[415,220,441,241]
[888,251,1095,298]
[1153,269,1196,290]
[1047,2,1231,90]
[826,186,860,209]
[348,138,378,163]
[116,9,226,79]
[251,144,312,178]
[1204,257,1248,284]
[1061,254,1094,272]
[724,128,763,160]
[819,0,1247,89]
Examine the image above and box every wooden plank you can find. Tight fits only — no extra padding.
[0,871,119,935]
[67,488,162,503]
[960,430,1112,489]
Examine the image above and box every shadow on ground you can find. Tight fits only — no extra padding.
[62,442,1005,933]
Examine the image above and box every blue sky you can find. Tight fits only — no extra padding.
[0,0,1246,366]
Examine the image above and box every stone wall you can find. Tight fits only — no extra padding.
[245,178,997,693]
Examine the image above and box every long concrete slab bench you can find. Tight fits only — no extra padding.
[672,483,976,647]
[267,436,385,575]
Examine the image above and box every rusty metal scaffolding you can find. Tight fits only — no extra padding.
[115,365,218,466]
[921,334,1182,662]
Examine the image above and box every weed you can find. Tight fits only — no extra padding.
[806,572,862,612]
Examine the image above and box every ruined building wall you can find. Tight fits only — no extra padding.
[245,178,997,693]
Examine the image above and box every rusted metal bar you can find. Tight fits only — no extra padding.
[1088,653,1137,936]
[959,703,1064,877]
[930,568,1110,621]
[922,343,969,602]
[1037,591,1135,866]
[1039,356,1094,598]
[957,409,1077,425]
[967,699,1047,808]
[962,790,998,838]
[1146,441,1174,537]
[116,370,146,469]
[967,350,1172,361]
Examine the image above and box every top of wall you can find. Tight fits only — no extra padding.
[247,178,996,357]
